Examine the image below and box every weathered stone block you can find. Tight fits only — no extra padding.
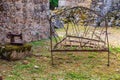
[0,44,32,60]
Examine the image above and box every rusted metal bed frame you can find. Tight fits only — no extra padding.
[49,6,110,66]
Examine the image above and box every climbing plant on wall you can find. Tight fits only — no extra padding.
[50,0,58,10]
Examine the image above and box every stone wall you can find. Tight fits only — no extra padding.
[59,0,91,8]
[0,0,49,43]
[59,0,76,7]
[91,0,120,14]
[91,0,120,27]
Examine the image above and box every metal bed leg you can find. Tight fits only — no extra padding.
[107,51,110,66]
[51,51,54,65]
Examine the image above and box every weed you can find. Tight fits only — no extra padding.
[65,72,90,80]
[110,47,120,53]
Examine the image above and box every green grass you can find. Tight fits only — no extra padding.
[65,72,90,80]
[30,39,48,47]
[110,47,120,53]
[0,39,120,80]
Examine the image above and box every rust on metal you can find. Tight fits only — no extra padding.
[7,32,24,45]
[0,76,2,80]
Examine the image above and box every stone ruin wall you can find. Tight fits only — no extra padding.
[91,0,120,27]
[0,0,49,43]
[60,0,120,9]
[91,0,120,11]
[59,0,91,8]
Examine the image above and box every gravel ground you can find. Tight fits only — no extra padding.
[108,27,120,47]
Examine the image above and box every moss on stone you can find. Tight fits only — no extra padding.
[0,44,32,60]
[3,44,32,52]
